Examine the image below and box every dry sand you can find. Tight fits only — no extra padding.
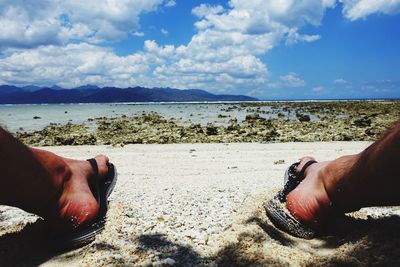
[1,142,400,266]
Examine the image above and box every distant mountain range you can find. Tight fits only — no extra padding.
[0,85,257,104]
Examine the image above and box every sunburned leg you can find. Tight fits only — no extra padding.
[0,127,109,231]
[286,121,400,228]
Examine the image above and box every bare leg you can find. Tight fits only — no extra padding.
[0,127,109,231]
[286,121,400,228]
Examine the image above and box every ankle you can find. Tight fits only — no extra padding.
[37,162,73,219]
[322,154,361,213]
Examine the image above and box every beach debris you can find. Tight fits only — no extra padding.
[227,120,240,131]
[14,101,400,146]
[296,113,310,122]
[157,216,165,222]
[277,112,286,118]
[206,123,218,135]
[15,123,96,146]
[161,258,176,266]
[274,160,285,165]
[353,117,372,127]
[245,113,265,121]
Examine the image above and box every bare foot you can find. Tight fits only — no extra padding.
[285,154,359,229]
[56,155,110,231]
[30,150,110,232]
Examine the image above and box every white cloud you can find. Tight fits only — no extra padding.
[0,43,152,88]
[334,78,348,84]
[191,1,335,56]
[361,80,400,93]
[0,41,268,91]
[0,0,168,49]
[312,86,325,92]
[192,4,225,18]
[0,4,62,49]
[1,0,395,51]
[162,0,338,92]
[143,39,269,91]
[165,0,176,7]
[0,1,339,93]
[132,32,145,37]
[0,0,399,94]
[161,28,169,36]
[268,72,306,88]
[280,72,306,87]
[340,0,400,20]
[285,29,321,45]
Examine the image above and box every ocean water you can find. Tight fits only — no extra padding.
[0,102,289,133]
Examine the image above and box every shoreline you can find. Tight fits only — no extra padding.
[1,142,400,266]
[8,101,400,146]
[1,98,400,105]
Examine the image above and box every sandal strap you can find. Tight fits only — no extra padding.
[86,158,100,202]
[87,158,99,178]
[299,160,318,180]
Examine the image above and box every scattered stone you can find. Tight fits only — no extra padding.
[162,258,176,266]
[245,113,263,121]
[14,101,400,146]
[353,117,372,127]
[273,160,285,165]
[206,123,218,135]
[16,123,96,146]
[226,122,240,132]
[296,113,310,122]
[365,128,375,136]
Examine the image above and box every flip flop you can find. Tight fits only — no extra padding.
[264,160,318,239]
[48,158,118,250]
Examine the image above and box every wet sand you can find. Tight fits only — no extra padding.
[1,142,400,266]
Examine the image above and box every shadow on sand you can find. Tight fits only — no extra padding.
[214,214,400,266]
[1,214,400,266]
[0,219,86,267]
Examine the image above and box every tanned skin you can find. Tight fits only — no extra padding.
[1,121,400,232]
[286,121,400,228]
[0,127,109,231]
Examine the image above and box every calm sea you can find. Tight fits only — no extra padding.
[0,102,284,133]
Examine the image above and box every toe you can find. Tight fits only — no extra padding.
[92,154,110,181]
[295,156,317,173]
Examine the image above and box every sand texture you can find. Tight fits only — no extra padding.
[1,142,400,266]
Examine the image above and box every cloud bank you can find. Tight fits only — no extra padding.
[0,0,399,94]
[340,0,400,20]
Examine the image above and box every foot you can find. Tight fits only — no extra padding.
[285,155,359,229]
[36,153,110,232]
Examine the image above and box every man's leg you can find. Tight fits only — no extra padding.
[0,127,109,231]
[286,121,400,228]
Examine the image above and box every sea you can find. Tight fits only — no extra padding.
[0,102,287,133]
[1,99,391,133]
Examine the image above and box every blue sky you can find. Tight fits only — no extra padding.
[0,0,399,99]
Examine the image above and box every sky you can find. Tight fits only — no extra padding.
[0,0,399,100]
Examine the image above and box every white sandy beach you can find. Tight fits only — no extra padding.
[1,142,400,266]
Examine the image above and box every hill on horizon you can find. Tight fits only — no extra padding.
[0,85,257,104]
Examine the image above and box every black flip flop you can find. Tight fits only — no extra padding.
[264,160,318,239]
[48,159,118,250]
